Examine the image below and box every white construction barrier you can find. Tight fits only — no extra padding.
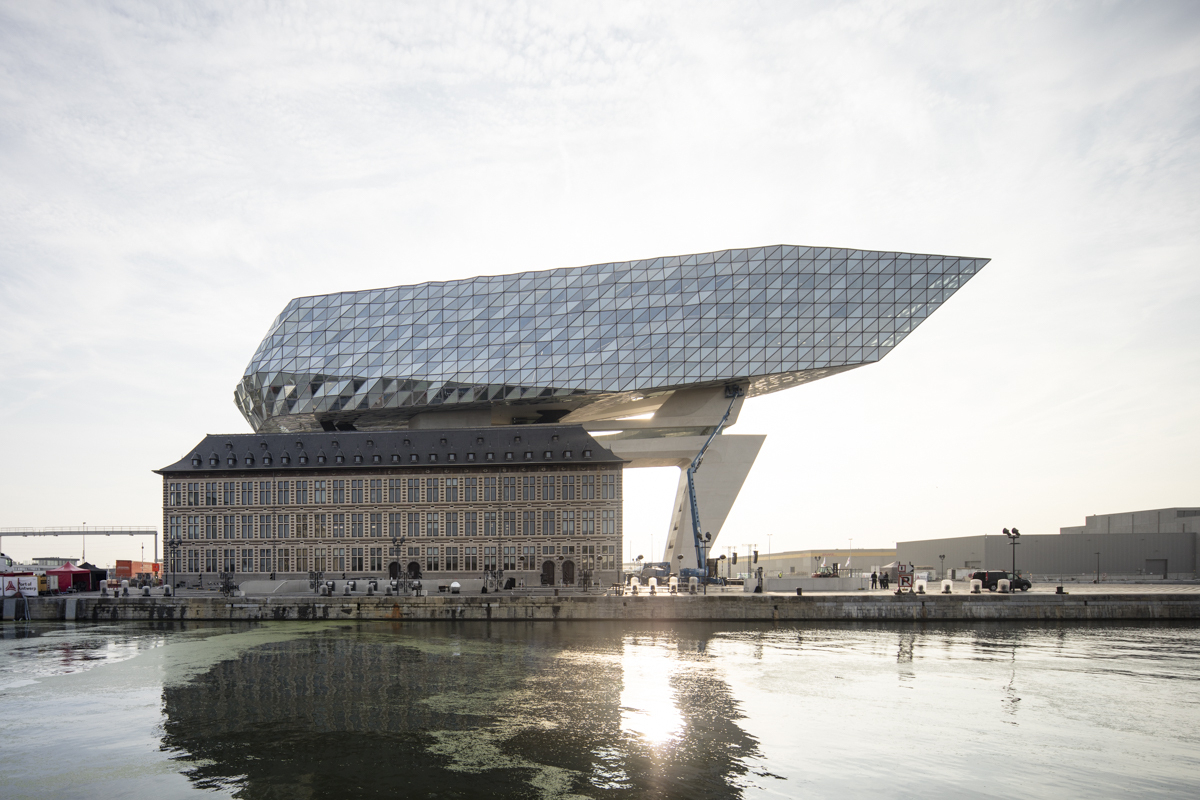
[941,580,953,594]
[970,579,983,594]
[997,578,1011,593]
[915,579,928,594]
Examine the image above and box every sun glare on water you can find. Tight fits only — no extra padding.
[619,640,682,746]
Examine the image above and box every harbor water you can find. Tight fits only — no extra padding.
[1,620,1198,798]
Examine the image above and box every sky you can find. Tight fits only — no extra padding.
[0,1,1197,568]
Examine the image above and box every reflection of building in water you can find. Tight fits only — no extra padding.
[160,625,764,797]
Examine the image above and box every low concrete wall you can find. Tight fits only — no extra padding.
[744,576,868,592]
[4,593,1200,623]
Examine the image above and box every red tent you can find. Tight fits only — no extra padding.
[47,563,93,592]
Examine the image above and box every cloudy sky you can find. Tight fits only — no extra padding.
[1,1,1197,567]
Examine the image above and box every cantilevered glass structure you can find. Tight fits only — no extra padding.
[236,245,988,434]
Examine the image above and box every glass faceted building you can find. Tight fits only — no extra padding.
[236,245,988,434]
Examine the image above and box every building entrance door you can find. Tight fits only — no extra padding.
[407,561,421,579]
[562,560,575,586]
[388,561,400,579]
[541,561,555,585]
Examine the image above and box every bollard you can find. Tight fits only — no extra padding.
[367,585,374,596]
[343,584,351,596]
[348,580,357,592]
[941,579,953,594]
[121,580,130,591]
[385,586,393,596]
[1056,585,1066,595]
[668,576,679,595]
[915,579,928,594]
[142,586,151,597]
[796,587,803,596]
[970,579,983,594]
[100,584,108,597]
[997,578,1011,593]
[163,585,172,597]
[648,577,658,595]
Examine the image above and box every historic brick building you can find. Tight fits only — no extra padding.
[156,427,622,588]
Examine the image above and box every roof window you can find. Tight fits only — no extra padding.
[226,455,237,466]
[563,450,572,459]
[440,438,447,446]
[429,454,438,463]
[366,439,374,447]
[372,454,381,464]
[551,434,559,442]
[543,451,553,460]
[514,435,521,443]
[191,454,202,468]
[404,438,411,447]
[486,452,494,462]
[281,453,291,465]
[208,455,218,467]
[354,453,363,464]
[410,454,419,463]
[524,452,533,461]
[505,452,514,461]
[583,449,592,459]
[244,453,255,466]
[299,452,309,465]
[263,453,273,466]
[391,454,400,463]
[447,453,456,463]
[317,453,327,465]
[476,437,484,444]
[331,440,339,449]
[467,453,476,462]
[335,453,345,464]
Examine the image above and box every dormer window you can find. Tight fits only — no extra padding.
[317,453,326,465]
[263,453,273,466]
[551,434,559,442]
[563,450,572,459]
[524,452,533,461]
[354,453,363,464]
[331,440,339,449]
[299,453,309,465]
[366,439,374,448]
[440,438,447,446]
[505,452,514,461]
[467,453,476,462]
[404,438,411,447]
[447,453,456,463]
[429,454,438,463]
[226,442,234,450]
[295,441,303,450]
[226,456,236,466]
[260,442,268,450]
[335,453,345,464]
[476,437,484,444]
[583,450,592,459]
[244,454,255,466]
[209,455,218,467]
[372,454,381,464]
[391,454,400,463]
[410,454,419,463]
[543,451,552,460]
[514,435,521,444]
[281,453,291,465]
[191,455,202,468]
[486,452,494,462]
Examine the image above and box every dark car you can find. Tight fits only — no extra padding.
[969,570,1031,591]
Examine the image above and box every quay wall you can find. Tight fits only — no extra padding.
[4,593,1200,623]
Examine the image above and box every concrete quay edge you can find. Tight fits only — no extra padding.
[5,592,1200,623]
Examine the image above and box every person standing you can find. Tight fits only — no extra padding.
[871,571,879,589]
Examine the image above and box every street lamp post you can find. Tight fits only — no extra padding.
[1002,527,1020,578]
[939,554,945,581]
[1095,551,1101,583]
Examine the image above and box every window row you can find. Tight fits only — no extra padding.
[167,475,618,507]
[166,509,618,540]
[168,543,619,573]
[194,448,597,469]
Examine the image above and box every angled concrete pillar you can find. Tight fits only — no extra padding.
[606,433,765,572]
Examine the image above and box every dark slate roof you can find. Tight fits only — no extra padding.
[156,426,624,474]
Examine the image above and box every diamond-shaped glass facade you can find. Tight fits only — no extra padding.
[236,245,988,432]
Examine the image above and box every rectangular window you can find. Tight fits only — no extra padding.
[351,479,363,503]
[240,514,254,539]
[562,476,575,500]
[370,479,383,503]
[483,512,496,537]
[332,514,345,538]
[483,546,497,571]
[522,476,536,501]
[332,480,345,504]
[260,514,273,539]
[259,481,272,505]
[445,478,459,503]
[241,482,254,505]
[502,511,516,537]
[204,515,217,539]
[314,547,327,572]
[314,480,326,504]
[425,478,439,503]
[296,548,309,573]
[408,512,420,538]
[446,512,458,537]
[169,482,182,506]
[224,482,236,505]
[206,482,218,506]
[464,511,477,537]
[601,544,616,570]
[241,548,254,572]
[296,480,309,505]
[502,477,516,501]
[333,547,345,572]
[187,482,199,506]
[389,479,402,502]
[542,510,555,537]
[426,512,439,538]
[205,548,218,572]
[277,548,290,573]
[544,545,555,555]
[351,547,364,572]
[259,548,272,573]
[389,513,402,537]
[278,516,291,539]
[445,546,459,571]
[426,547,440,572]
[522,511,535,536]
[314,513,327,537]
[297,515,309,539]
[484,477,497,501]
[521,545,536,571]
[169,516,181,540]
[464,477,478,502]
[581,510,595,536]
[369,547,382,571]
[186,549,198,573]
[370,513,382,537]
[563,510,575,536]
[222,548,237,572]
[278,481,291,505]
[351,513,364,537]
[602,474,616,499]
[602,509,615,535]
[541,475,555,501]
[407,478,420,502]
[464,547,478,571]
[581,475,595,500]
[502,546,516,571]
[187,515,200,539]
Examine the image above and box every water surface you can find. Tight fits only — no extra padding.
[1,620,1197,798]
